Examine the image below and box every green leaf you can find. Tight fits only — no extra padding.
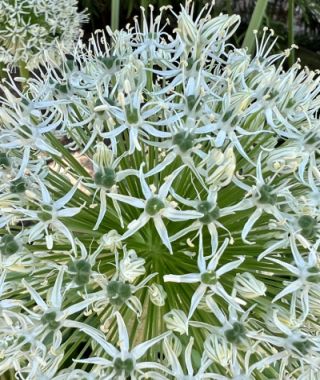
[111,0,120,31]
[242,0,269,54]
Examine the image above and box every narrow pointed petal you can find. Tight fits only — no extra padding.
[55,178,81,209]
[241,208,263,244]
[50,267,64,308]
[122,213,150,240]
[153,216,172,254]
[272,280,302,302]
[22,280,48,311]
[163,274,201,283]
[132,332,170,359]
[93,189,107,230]
[162,208,203,222]
[158,165,185,199]
[188,285,207,320]
[216,256,244,277]
[107,193,145,208]
[115,312,130,353]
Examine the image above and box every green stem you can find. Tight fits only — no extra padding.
[19,61,29,79]
[111,0,120,31]
[288,0,295,66]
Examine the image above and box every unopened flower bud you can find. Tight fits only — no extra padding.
[204,334,231,366]
[163,309,188,335]
[148,283,167,306]
[235,272,266,299]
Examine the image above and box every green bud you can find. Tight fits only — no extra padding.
[172,131,194,153]
[201,270,217,285]
[258,184,276,205]
[0,234,19,255]
[224,322,246,344]
[114,357,134,376]
[68,259,91,286]
[145,197,165,216]
[197,201,220,224]
[41,311,60,330]
[107,281,132,306]
[94,168,116,189]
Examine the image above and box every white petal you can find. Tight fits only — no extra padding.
[56,207,82,218]
[216,256,244,277]
[144,152,176,178]
[50,267,64,308]
[153,216,172,254]
[142,123,172,138]
[169,222,198,242]
[132,332,170,359]
[115,312,130,353]
[272,280,302,302]
[55,178,81,209]
[241,208,263,244]
[139,165,152,199]
[107,193,145,208]
[93,189,107,230]
[22,280,48,311]
[158,165,185,199]
[162,208,203,222]
[187,285,207,320]
[163,274,201,283]
[38,178,52,204]
[122,213,150,240]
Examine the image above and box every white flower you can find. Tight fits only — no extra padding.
[164,238,244,319]
[73,312,170,380]
[119,247,146,283]
[108,164,202,253]
[234,272,267,299]
[16,177,82,251]
[21,267,94,354]
[268,237,320,320]
[148,283,167,307]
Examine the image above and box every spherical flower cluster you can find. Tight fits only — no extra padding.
[0,0,87,70]
[0,3,320,379]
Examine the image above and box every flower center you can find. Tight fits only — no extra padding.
[68,259,91,286]
[125,105,140,125]
[0,234,19,255]
[197,201,220,224]
[201,270,217,285]
[224,322,246,344]
[10,178,27,194]
[94,168,116,189]
[107,281,132,306]
[41,311,60,330]
[145,197,165,216]
[292,339,313,355]
[298,215,317,239]
[113,357,134,376]
[38,204,54,222]
[258,184,276,205]
[222,110,238,127]
[172,131,194,153]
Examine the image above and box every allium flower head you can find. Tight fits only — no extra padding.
[0,2,320,379]
[0,0,88,70]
